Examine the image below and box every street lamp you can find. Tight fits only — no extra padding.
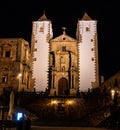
[18,73,22,77]
[66,100,72,105]
[51,100,57,105]
[111,89,115,101]
[17,73,22,91]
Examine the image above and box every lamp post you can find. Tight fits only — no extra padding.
[111,89,115,101]
[17,73,22,91]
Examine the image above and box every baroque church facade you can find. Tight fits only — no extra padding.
[31,12,99,96]
[0,12,100,96]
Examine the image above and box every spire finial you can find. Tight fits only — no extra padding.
[62,27,67,34]
[38,10,47,21]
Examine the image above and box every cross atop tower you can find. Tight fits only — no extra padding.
[62,27,67,34]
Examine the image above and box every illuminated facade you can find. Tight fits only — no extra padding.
[49,29,79,96]
[0,38,32,94]
[0,12,100,95]
[76,13,99,91]
[31,12,99,95]
[100,71,120,100]
[31,13,53,92]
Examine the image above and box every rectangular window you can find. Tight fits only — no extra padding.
[62,46,66,52]
[39,26,44,32]
[2,75,8,83]
[5,51,10,57]
[86,27,89,32]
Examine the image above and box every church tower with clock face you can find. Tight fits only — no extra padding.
[76,13,99,92]
[31,12,53,92]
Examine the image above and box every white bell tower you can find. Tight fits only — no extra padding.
[31,12,53,92]
[76,13,99,92]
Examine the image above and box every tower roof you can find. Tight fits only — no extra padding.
[81,12,92,20]
[38,11,48,21]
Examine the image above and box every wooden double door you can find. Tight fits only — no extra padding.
[58,77,69,95]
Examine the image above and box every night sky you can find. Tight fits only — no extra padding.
[0,0,119,80]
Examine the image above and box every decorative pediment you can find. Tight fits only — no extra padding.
[50,34,77,42]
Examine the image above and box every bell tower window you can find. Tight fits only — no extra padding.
[86,27,89,32]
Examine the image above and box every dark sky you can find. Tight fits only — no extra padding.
[0,0,120,80]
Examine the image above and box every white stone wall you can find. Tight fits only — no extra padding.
[77,20,99,91]
[31,21,53,92]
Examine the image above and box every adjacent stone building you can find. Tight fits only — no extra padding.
[0,38,33,95]
[100,71,120,104]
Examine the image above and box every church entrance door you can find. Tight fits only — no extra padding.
[58,77,68,95]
